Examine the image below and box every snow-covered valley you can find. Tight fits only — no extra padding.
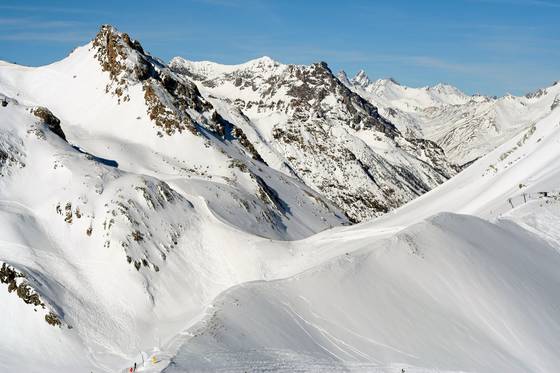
[0,25,558,372]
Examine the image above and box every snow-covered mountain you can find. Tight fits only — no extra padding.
[0,25,348,240]
[170,56,457,222]
[0,25,357,370]
[342,70,560,165]
[0,24,559,373]
[166,82,560,373]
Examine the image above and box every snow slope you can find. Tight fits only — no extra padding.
[0,96,351,372]
[342,70,560,165]
[169,213,560,373]
[164,103,560,372]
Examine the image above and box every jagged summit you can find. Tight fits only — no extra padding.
[90,24,217,135]
[92,24,157,82]
[352,71,402,89]
[336,70,351,86]
[94,24,144,51]
[352,69,371,86]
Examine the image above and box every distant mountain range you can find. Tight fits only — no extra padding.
[339,69,560,166]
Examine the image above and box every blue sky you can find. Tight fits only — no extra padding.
[0,0,558,96]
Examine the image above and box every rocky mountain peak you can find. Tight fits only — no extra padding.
[352,69,371,87]
[336,70,351,86]
[92,24,157,83]
[525,87,548,99]
[94,24,145,54]
[91,25,215,135]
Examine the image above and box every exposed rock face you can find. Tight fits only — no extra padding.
[525,87,548,99]
[284,62,398,137]
[552,95,560,111]
[171,57,457,221]
[211,110,266,163]
[92,25,212,135]
[92,24,156,97]
[91,25,259,163]
[32,107,66,140]
[0,262,62,327]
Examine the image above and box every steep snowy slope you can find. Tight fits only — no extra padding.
[169,214,560,373]
[170,57,457,222]
[0,26,347,240]
[342,70,560,165]
[0,95,355,372]
[164,103,560,372]
[0,93,453,373]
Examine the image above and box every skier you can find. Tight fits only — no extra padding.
[134,362,137,371]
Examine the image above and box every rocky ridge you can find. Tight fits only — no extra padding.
[171,56,457,221]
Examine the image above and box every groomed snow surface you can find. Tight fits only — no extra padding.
[0,31,559,372]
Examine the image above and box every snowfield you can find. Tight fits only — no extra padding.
[169,213,560,373]
[0,25,558,373]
